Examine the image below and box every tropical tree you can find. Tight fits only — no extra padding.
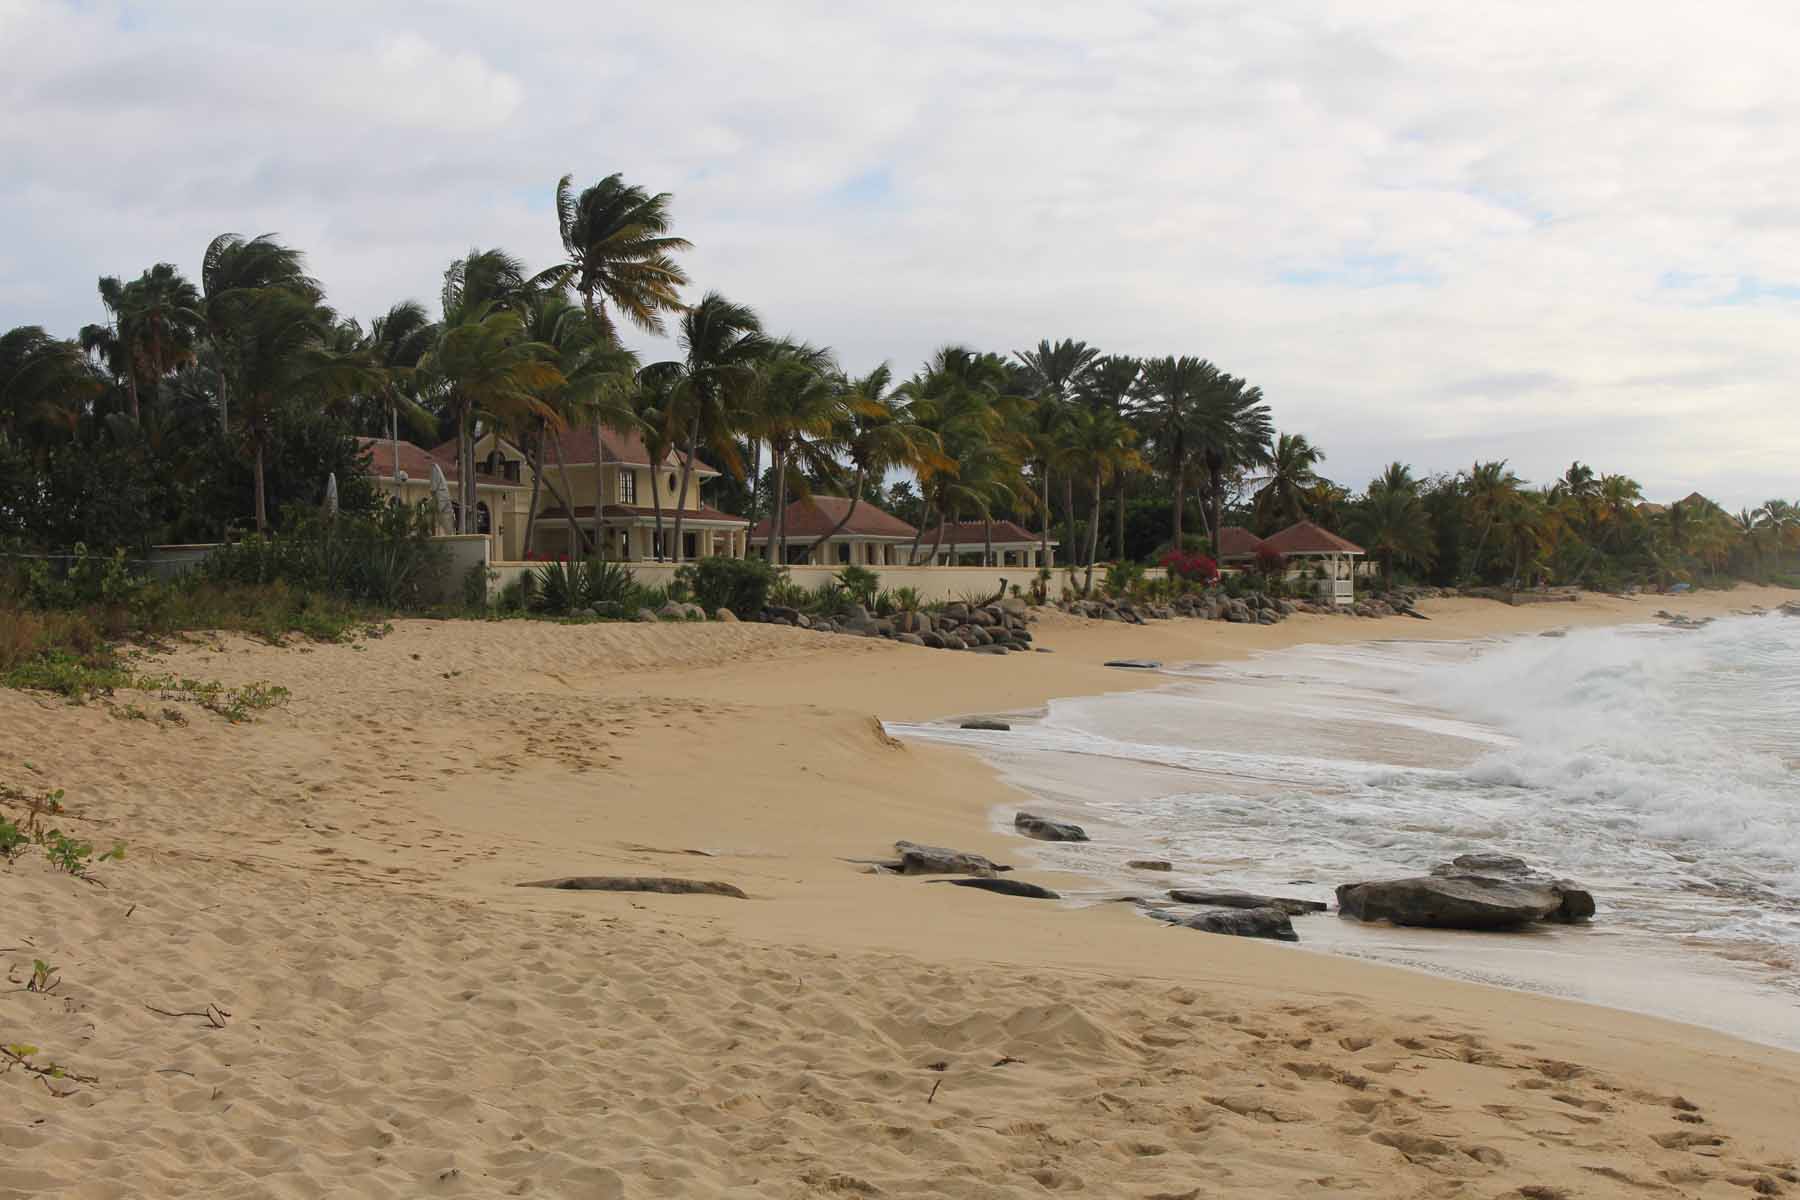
[1351,462,1435,590]
[1462,459,1523,581]
[749,342,844,565]
[1135,355,1218,551]
[1013,339,1099,567]
[1252,431,1326,529]
[550,173,692,339]
[78,265,203,423]
[1059,403,1142,593]
[0,327,99,454]
[196,234,320,434]
[1193,370,1273,548]
[231,289,378,530]
[805,364,941,561]
[642,292,767,561]
[902,347,1011,565]
[1080,354,1142,560]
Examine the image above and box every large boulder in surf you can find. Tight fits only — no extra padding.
[1336,852,1596,929]
[1014,812,1090,842]
[1152,906,1298,942]
[1169,889,1326,917]
[893,841,1002,878]
[1429,853,1596,922]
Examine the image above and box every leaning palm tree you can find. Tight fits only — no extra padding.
[231,289,377,530]
[550,173,692,339]
[749,343,845,564]
[641,293,767,561]
[434,249,540,526]
[0,326,99,455]
[804,364,942,561]
[1252,432,1326,529]
[1013,339,1099,568]
[420,306,563,535]
[196,234,320,433]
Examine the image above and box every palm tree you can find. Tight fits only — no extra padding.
[421,305,563,536]
[902,347,1010,565]
[434,249,539,528]
[1080,354,1141,561]
[550,173,692,339]
[642,293,767,561]
[1462,459,1522,581]
[1252,432,1325,529]
[358,300,438,485]
[0,326,99,455]
[750,344,845,564]
[519,292,638,558]
[630,372,678,559]
[1193,371,1273,548]
[1059,403,1142,594]
[1135,356,1219,551]
[805,364,941,561]
[197,234,320,434]
[1352,463,1435,590]
[1013,339,1099,567]
[231,290,378,530]
[78,265,203,423]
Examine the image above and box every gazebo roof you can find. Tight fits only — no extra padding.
[1260,520,1365,556]
[1215,526,1266,559]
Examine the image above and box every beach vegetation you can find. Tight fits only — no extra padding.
[677,554,781,617]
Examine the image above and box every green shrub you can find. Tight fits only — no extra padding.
[834,565,880,606]
[1104,560,1146,598]
[531,559,592,615]
[675,556,783,616]
[202,500,446,609]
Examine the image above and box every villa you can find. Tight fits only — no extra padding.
[749,496,921,565]
[356,429,750,562]
[917,520,1055,567]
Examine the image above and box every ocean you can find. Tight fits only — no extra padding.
[893,613,1800,1049]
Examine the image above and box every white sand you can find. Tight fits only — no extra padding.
[3,587,1797,1197]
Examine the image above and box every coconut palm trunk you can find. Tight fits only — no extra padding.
[1114,477,1126,562]
[906,512,929,566]
[1084,466,1104,595]
[1061,478,1076,564]
[1171,472,1185,549]
[1040,467,1051,568]
[522,422,546,557]
[983,517,994,568]
[669,413,700,563]
[550,433,588,559]
[253,440,268,532]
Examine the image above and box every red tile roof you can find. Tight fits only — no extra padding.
[1215,525,1266,558]
[923,520,1048,546]
[530,426,719,477]
[1260,520,1365,556]
[749,496,918,541]
[355,438,524,488]
[538,503,749,526]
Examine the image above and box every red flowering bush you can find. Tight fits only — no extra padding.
[1159,549,1220,584]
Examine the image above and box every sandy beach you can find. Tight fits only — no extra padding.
[4,587,1798,1199]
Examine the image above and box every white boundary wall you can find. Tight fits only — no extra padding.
[488,561,1167,606]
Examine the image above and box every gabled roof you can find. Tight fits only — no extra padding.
[1215,525,1266,559]
[355,437,524,489]
[749,495,918,541]
[531,426,719,477]
[923,519,1050,546]
[1260,520,1365,556]
[539,503,749,526]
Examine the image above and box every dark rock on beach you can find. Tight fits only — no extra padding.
[1127,859,1173,872]
[960,718,1012,731]
[1169,889,1326,916]
[892,840,1004,878]
[1014,812,1090,842]
[517,876,748,898]
[931,877,1061,900]
[1337,847,1597,929]
[1103,659,1162,670]
[1152,906,1298,942]
[1429,853,1595,921]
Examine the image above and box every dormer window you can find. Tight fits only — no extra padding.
[619,470,637,504]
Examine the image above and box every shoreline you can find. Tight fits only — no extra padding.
[895,609,1800,1053]
[4,584,1798,1196]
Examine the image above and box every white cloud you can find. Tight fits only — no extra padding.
[2,0,1798,506]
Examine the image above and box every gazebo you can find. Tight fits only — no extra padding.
[1259,521,1365,606]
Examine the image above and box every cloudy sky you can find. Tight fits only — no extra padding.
[4,0,1798,507]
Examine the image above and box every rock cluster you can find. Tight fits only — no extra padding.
[749,599,1039,653]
